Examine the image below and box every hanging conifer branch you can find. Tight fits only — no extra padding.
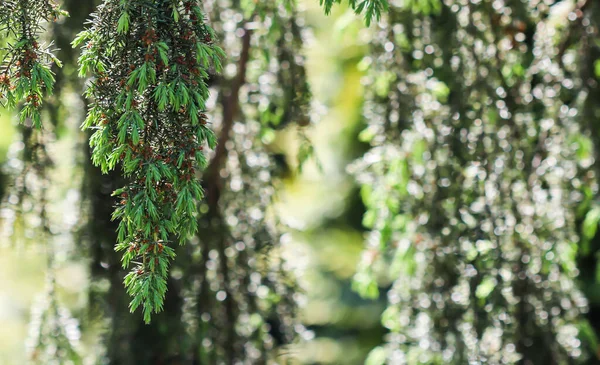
[74,0,309,360]
[74,0,224,323]
[319,0,388,25]
[0,0,66,127]
[70,0,310,359]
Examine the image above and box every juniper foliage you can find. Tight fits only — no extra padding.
[78,0,311,361]
[0,0,66,127]
[74,0,224,323]
[319,0,389,25]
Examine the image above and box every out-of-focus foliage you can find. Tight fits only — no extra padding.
[351,0,600,363]
[180,0,311,360]
[0,3,83,364]
[26,271,82,364]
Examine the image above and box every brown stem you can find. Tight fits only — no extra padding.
[205,25,253,210]
[201,22,254,364]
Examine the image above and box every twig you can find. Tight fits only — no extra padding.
[205,23,252,209]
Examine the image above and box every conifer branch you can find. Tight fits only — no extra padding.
[0,0,67,127]
[75,0,224,323]
[319,0,389,25]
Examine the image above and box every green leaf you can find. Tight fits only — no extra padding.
[362,209,377,228]
[352,271,379,299]
[206,129,217,149]
[117,12,130,34]
[583,206,600,241]
[131,124,140,145]
[71,30,90,47]
[365,346,387,365]
[358,126,377,143]
[475,276,496,299]
[157,42,169,66]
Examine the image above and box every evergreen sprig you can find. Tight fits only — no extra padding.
[0,0,66,127]
[319,0,388,25]
[74,0,223,323]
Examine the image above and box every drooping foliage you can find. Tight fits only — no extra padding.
[0,0,66,127]
[73,0,224,322]
[77,0,311,362]
[319,0,389,25]
[0,0,66,242]
[352,0,599,364]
